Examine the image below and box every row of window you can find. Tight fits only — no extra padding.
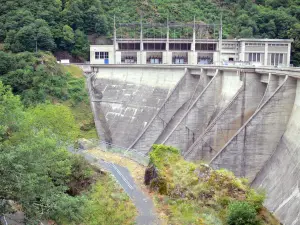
[270,53,284,66]
[245,43,265,46]
[248,52,285,65]
[249,53,261,62]
[95,52,109,59]
[269,44,288,47]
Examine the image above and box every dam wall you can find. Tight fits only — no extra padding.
[128,69,209,154]
[92,66,184,147]
[210,76,296,181]
[252,80,300,225]
[185,72,266,162]
[162,70,243,153]
[89,65,300,224]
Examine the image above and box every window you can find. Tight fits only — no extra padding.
[95,52,109,59]
[246,43,264,46]
[270,53,284,66]
[248,53,261,62]
[268,43,288,47]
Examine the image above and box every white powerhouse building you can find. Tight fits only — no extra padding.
[90,21,292,67]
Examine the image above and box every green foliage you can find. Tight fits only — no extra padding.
[79,177,136,225]
[147,144,270,225]
[227,201,260,225]
[246,189,266,211]
[0,0,96,59]
[1,0,300,63]
[0,51,88,106]
[23,104,79,143]
[4,19,56,52]
[0,82,23,141]
[71,29,89,59]
[0,85,88,223]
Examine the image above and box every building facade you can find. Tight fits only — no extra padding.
[90,22,292,67]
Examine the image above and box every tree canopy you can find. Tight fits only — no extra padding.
[0,0,299,64]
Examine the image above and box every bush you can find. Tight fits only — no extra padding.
[246,189,265,211]
[227,201,260,225]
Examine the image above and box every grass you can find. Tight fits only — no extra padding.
[65,175,137,225]
[82,175,137,225]
[62,64,85,78]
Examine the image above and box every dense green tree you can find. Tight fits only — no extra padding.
[0,84,92,223]
[0,52,87,106]
[72,29,89,59]
[59,25,75,50]
[4,20,55,52]
[0,0,300,63]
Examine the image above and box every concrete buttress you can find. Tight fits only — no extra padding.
[185,72,266,162]
[252,79,300,225]
[210,76,296,182]
[127,69,207,153]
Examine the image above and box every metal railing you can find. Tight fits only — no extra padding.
[91,140,150,166]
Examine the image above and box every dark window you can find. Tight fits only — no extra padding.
[143,43,166,50]
[195,43,217,51]
[169,43,191,51]
[118,43,140,50]
[249,53,261,62]
[95,52,109,59]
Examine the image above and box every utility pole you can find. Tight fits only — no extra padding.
[113,15,116,64]
[219,13,223,65]
[140,14,143,64]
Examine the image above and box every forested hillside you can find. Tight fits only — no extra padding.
[0,0,299,65]
[0,52,137,224]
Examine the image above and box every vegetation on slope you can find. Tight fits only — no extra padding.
[145,144,279,225]
[0,0,299,64]
[0,51,97,138]
[0,53,136,224]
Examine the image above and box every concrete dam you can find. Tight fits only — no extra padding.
[88,65,300,225]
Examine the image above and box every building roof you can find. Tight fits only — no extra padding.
[238,38,293,42]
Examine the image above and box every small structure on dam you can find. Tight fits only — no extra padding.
[89,19,292,67]
[88,63,300,225]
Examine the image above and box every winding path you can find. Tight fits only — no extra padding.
[81,151,160,225]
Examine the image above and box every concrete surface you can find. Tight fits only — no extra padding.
[88,64,300,225]
[210,76,296,182]
[185,72,266,162]
[91,67,184,147]
[162,70,244,153]
[252,79,300,225]
[128,69,211,154]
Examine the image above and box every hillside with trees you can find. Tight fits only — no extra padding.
[0,0,299,65]
[0,0,299,223]
[0,52,137,224]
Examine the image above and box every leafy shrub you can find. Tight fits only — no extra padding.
[227,201,260,225]
[246,189,266,211]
